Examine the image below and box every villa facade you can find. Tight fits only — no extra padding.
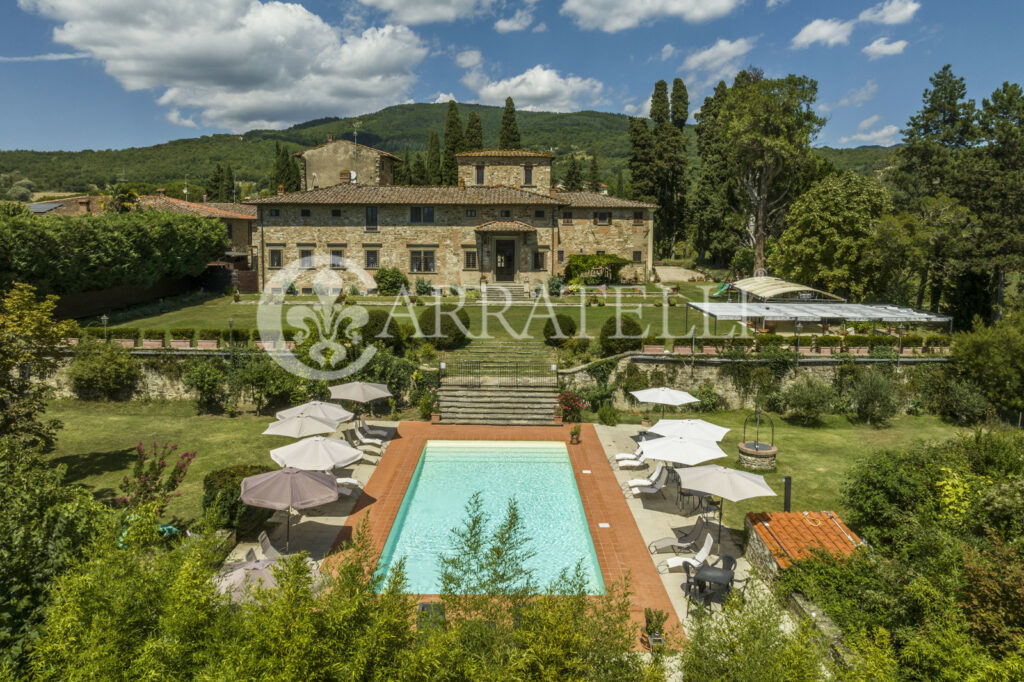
[251,149,655,292]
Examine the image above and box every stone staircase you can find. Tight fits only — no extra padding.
[481,284,532,304]
[438,340,560,425]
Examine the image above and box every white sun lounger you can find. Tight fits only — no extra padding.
[353,425,385,447]
[631,466,670,497]
[626,463,665,489]
[659,534,714,572]
[335,477,361,489]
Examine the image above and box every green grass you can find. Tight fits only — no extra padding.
[47,400,963,533]
[86,290,742,340]
[593,407,964,530]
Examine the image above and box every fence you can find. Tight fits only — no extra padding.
[440,359,557,388]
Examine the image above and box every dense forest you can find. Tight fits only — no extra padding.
[0,102,893,194]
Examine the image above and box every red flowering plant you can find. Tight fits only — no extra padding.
[116,442,196,515]
[558,391,586,422]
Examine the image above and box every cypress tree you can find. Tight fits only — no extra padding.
[221,164,235,202]
[271,143,293,192]
[395,146,411,184]
[499,97,521,149]
[650,81,670,127]
[207,164,224,201]
[285,154,301,192]
[671,77,689,133]
[628,118,656,202]
[426,130,441,185]
[613,167,625,197]
[464,110,484,151]
[586,155,601,192]
[411,153,428,185]
[563,155,583,191]
[441,101,463,185]
[691,81,740,266]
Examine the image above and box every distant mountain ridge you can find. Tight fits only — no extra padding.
[0,102,898,193]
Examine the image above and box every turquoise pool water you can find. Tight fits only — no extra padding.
[376,440,605,594]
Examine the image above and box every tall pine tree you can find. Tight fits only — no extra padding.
[586,155,601,192]
[220,164,234,202]
[207,164,224,201]
[464,110,484,150]
[411,152,428,186]
[691,81,743,266]
[441,101,463,185]
[563,155,583,191]
[499,97,521,149]
[426,130,442,185]
[271,143,300,192]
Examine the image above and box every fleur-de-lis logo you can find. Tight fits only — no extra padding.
[257,255,377,380]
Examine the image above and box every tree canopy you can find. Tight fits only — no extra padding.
[499,97,522,149]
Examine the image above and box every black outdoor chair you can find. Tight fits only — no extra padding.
[683,563,711,615]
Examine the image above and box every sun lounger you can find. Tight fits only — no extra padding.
[353,425,385,447]
[627,463,665,489]
[258,531,282,560]
[357,416,390,439]
[619,453,650,470]
[613,445,643,461]
[335,476,361,488]
[659,534,714,572]
[647,516,707,554]
[631,467,670,497]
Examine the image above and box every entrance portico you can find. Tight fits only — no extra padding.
[475,220,540,287]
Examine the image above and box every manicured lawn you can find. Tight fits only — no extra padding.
[90,292,742,340]
[47,400,963,533]
[591,408,965,530]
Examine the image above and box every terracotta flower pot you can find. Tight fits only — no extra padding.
[431,412,441,423]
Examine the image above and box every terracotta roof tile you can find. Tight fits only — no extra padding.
[456,148,554,158]
[138,195,255,220]
[556,191,658,209]
[747,511,864,570]
[206,202,257,218]
[474,220,536,232]
[249,184,560,206]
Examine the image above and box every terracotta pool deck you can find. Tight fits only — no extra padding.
[329,422,678,632]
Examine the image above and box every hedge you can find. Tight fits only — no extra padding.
[202,464,277,540]
[142,329,166,340]
[543,314,577,347]
[107,327,139,341]
[418,304,470,350]
[169,328,194,340]
[599,314,643,356]
[197,328,221,341]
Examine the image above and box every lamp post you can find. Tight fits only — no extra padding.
[100,314,109,341]
[794,321,802,353]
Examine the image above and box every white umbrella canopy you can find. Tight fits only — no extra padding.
[276,401,354,423]
[328,381,392,403]
[639,436,728,467]
[262,415,339,438]
[630,387,699,407]
[216,557,322,601]
[270,436,363,470]
[649,419,730,442]
[676,464,776,543]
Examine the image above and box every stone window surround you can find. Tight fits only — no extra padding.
[329,242,347,269]
[267,243,285,269]
[363,246,380,270]
[365,206,379,231]
[463,249,478,270]
[409,247,436,274]
[561,211,573,224]
[410,206,435,224]
[632,250,643,263]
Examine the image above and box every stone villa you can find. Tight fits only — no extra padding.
[251,138,655,293]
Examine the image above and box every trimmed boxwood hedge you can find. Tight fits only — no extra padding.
[169,328,194,340]
[142,329,166,340]
[599,314,643,356]
[202,464,276,540]
[106,327,139,340]
[543,314,577,347]
[418,304,471,350]
[197,328,221,341]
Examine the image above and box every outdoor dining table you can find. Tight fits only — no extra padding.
[694,564,734,590]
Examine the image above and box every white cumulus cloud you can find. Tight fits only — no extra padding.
[560,0,745,33]
[0,51,88,62]
[859,0,920,24]
[661,44,677,61]
[462,64,605,112]
[766,0,787,8]
[858,114,881,131]
[18,0,429,131]
[532,22,547,32]
[166,109,198,128]
[791,18,856,48]
[623,96,652,117]
[863,37,908,59]
[432,92,457,104]
[839,123,900,146]
[355,0,495,25]
[818,80,878,113]
[681,37,757,88]
[494,8,534,33]
[455,49,483,69]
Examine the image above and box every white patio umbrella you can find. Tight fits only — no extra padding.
[649,419,730,442]
[639,436,728,467]
[270,436,363,470]
[262,415,339,438]
[630,387,699,418]
[328,381,392,403]
[676,464,776,543]
[276,401,354,424]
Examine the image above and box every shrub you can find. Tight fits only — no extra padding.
[417,304,470,350]
[116,442,196,515]
[598,314,643,356]
[783,374,836,425]
[414,277,433,296]
[597,403,619,426]
[816,335,841,348]
[202,464,276,539]
[849,368,898,425]
[360,308,404,353]
[542,314,577,347]
[168,328,194,341]
[563,336,591,358]
[417,389,437,419]
[142,329,166,341]
[374,267,409,296]
[68,340,141,400]
[943,378,991,425]
[222,328,250,346]
[558,391,586,422]
[693,380,728,412]
[182,358,230,414]
[230,353,299,413]
[106,327,139,342]
[546,275,565,296]
[285,281,298,296]
[197,328,222,341]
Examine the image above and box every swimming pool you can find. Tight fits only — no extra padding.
[376,440,605,594]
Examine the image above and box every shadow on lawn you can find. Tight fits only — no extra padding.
[53,447,135,484]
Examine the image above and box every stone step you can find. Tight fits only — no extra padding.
[438,382,559,425]
[441,418,561,426]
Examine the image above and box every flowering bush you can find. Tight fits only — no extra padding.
[558,391,586,422]
[117,442,196,515]
[418,387,438,420]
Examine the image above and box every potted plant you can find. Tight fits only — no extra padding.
[642,607,668,651]
[569,424,581,444]
[640,411,652,429]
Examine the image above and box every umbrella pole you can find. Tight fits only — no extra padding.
[286,509,291,554]
[718,498,724,547]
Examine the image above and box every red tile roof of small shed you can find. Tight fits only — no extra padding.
[747,511,864,570]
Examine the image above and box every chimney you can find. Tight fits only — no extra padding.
[276,184,285,195]
[156,188,165,196]
[339,170,352,184]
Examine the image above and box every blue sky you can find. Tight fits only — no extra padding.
[1,0,1021,151]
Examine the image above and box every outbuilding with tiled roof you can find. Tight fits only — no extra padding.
[745,511,866,578]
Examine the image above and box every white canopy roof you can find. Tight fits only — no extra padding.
[688,301,952,324]
[728,276,844,302]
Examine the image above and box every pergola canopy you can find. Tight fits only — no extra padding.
[688,301,952,325]
[726,277,844,302]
